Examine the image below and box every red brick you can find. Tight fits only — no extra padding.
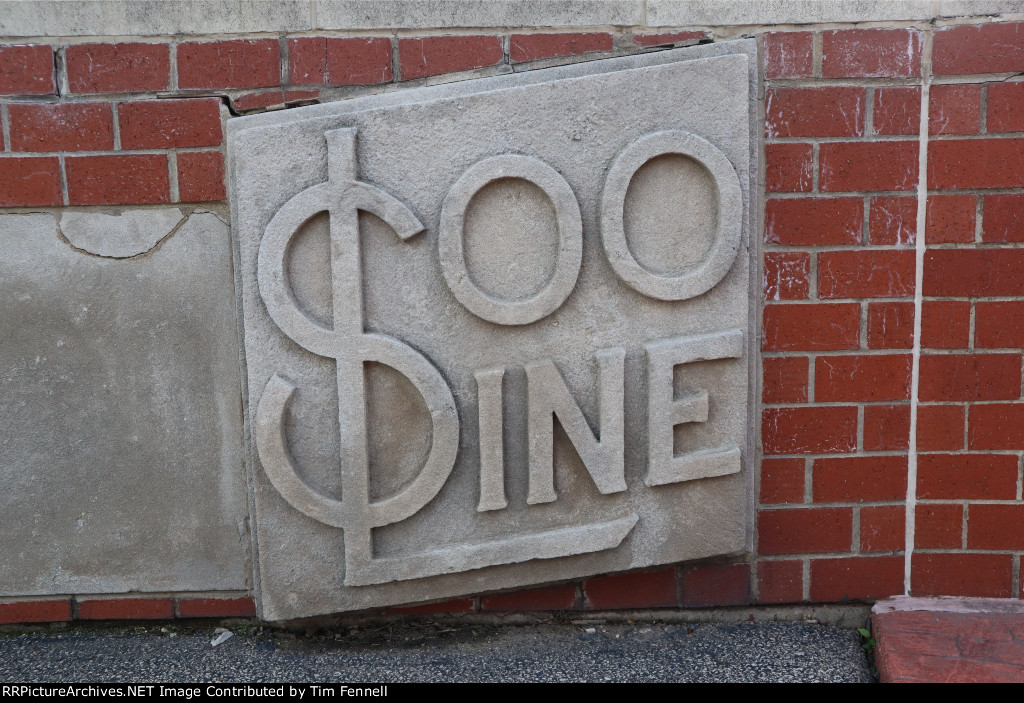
[583,568,677,609]
[766,143,813,193]
[933,22,1024,75]
[176,597,256,618]
[763,32,813,79]
[969,404,1024,449]
[510,33,612,63]
[763,251,810,301]
[66,154,169,206]
[925,250,1024,297]
[0,44,54,95]
[917,453,1018,499]
[326,37,393,85]
[822,28,922,78]
[976,302,1024,348]
[861,506,905,553]
[987,82,1024,133]
[874,610,1021,641]
[65,43,169,93]
[929,84,981,135]
[813,456,908,502]
[680,563,750,607]
[911,553,1013,598]
[982,193,1024,242]
[919,353,1022,401]
[818,250,916,299]
[178,151,226,203]
[870,196,917,245]
[967,505,1024,550]
[77,597,174,620]
[864,405,910,451]
[883,652,1024,683]
[118,98,222,149]
[387,598,475,614]
[765,197,863,246]
[917,405,965,451]
[810,556,904,601]
[874,86,920,136]
[868,302,915,349]
[0,156,61,206]
[757,560,803,604]
[177,39,280,90]
[632,31,705,48]
[763,357,808,404]
[762,303,860,351]
[399,35,503,80]
[480,585,578,611]
[290,37,393,86]
[929,139,1024,189]
[233,89,319,112]
[289,37,326,83]
[762,407,858,455]
[926,194,975,243]
[765,87,865,138]
[0,600,72,624]
[9,102,114,152]
[758,507,853,555]
[916,504,963,549]
[815,354,912,402]
[760,457,805,504]
[820,141,919,192]
[921,301,971,350]
[957,638,1024,668]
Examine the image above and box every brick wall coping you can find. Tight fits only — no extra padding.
[2,0,1022,38]
[874,597,1024,615]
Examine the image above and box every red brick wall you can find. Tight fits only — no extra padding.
[761,22,1024,604]
[1,20,1023,620]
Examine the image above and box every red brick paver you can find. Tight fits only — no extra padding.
[873,599,1024,682]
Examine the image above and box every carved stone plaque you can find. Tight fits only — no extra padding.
[229,41,756,620]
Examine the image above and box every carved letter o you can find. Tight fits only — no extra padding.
[600,131,743,301]
[439,155,583,326]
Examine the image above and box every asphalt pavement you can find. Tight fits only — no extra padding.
[0,620,874,683]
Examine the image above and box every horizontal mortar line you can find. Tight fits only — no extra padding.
[753,554,905,561]
[918,498,1024,504]
[763,244,917,251]
[761,501,913,508]
[926,243,1024,249]
[756,452,913,459]
[930,73,1024,83]
[765,135,920,143]
[928,187,1024,194]
[763,398,1024,407]
[929,132,1024,140]
[0,147,223,158]
[765,191,922,198]
[910,548,1024,554]
[765,78,925,87]
[1,92,230,102]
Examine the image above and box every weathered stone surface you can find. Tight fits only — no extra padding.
[0,212,248,595]
[60,208,184,258]
[229,41,757,620]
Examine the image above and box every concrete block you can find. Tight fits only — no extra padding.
[0,212,248,595]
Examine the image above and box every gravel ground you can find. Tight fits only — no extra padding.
[0,620,874,683]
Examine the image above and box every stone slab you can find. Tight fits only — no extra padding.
[230,41,757,620]
[0,211,248,595]
[3,0,1021,37]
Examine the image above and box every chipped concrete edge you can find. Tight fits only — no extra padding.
[3,0,1024,38]
[873,596,1024,615]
